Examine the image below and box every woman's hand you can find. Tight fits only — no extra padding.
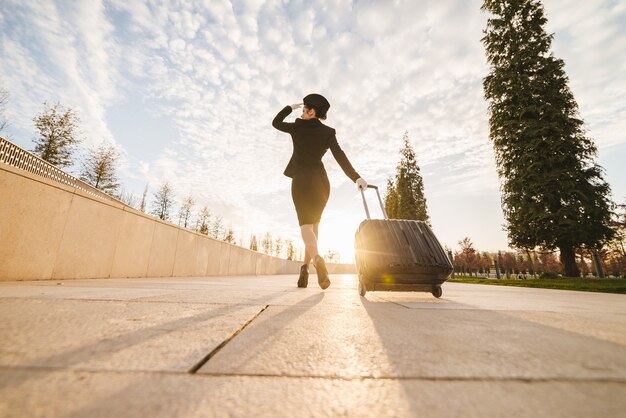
[290,103,303,110]
[356,178,368,191]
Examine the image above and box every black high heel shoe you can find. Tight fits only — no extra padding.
[297,264,309,288]
[314,255,331,290]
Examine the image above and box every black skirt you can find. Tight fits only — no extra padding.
[291,170,330,226]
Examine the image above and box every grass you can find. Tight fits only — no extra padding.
[449,275,626,294]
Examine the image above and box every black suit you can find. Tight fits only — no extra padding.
[272,106,361,225]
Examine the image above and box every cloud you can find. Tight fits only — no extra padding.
[543,0,626,148]
[0,0,120,151]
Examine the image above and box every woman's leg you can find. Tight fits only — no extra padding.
[302,223,320,265]
[302,222,330,289]
[300,224,319,261]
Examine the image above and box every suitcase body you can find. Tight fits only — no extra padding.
[354,186,453,297]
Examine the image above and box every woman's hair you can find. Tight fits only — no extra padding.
[303,94,330,120]
[314,108,328,120]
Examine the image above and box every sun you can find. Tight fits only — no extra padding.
[317,216,361,264]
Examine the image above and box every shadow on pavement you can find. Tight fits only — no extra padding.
[0,288,292,391]
[57,292,326,418]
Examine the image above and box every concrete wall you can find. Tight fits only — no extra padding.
[0,163,327,281]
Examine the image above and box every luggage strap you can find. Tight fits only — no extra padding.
[360,185,389,220]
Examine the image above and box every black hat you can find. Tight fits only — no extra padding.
[303,93,330,119]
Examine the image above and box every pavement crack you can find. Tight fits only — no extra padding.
[187,304,269,374]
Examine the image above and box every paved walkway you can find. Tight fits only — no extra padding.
[1,274,625,417]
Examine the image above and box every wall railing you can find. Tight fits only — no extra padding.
[0,136,123,205]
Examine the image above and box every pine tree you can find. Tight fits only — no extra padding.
[249,235,258,251]
[151,181,175,221]
[482,0,614,277]
[139,184,149,213]
[285,239,295,260]
[32,102,81,168]
[223,227,235,244]
[79,142,120,194]
[384,177,399,219]
[393,131,429,222]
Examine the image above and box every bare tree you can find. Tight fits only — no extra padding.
[151,181,175,221]
[274,238,283,258]
[0,85,8,133]
[261,232,273,255]
[458,237,477,276]
[211,216,223,239]
[80,142,120,194]
[196,206,211,235]
[177,195,195,228]
[118,188,138,208]
[32,102,81,167]
[324,250,340,264]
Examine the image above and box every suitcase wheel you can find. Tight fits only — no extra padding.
[358,279,367,297]
[431,285,442,298]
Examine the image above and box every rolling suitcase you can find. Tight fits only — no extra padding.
[354,185,453,297]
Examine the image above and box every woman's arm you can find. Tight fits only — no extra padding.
[272,106,295,133]
[329,133,361,183]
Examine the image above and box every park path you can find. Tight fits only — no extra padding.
[0,275,625,417]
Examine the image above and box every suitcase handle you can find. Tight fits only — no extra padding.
[360,185,389,220]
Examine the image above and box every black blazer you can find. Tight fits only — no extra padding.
[272,106,361,182]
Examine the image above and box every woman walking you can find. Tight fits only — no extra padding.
[272,94,368,289]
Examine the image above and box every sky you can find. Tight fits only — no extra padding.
[1,0,625,263]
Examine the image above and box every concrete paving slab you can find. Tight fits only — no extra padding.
[381,282,626,313]
[0,298,265,373]
[198,296,626,380]
[0,284,174,301]
[0,369,624,418]
[1,274,625,417]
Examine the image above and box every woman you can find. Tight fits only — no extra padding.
[272,94,368,289]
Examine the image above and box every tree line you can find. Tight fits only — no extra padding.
[452,234,625,279]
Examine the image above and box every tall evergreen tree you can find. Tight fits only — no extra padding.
[151,181,175,221]
[32,102,81,168]
[482,0,613,277]
[79,142,120,194]
[249,235,258,251]
[139,184,149,213]
[384,177,399,219]
[392,131,429,222]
